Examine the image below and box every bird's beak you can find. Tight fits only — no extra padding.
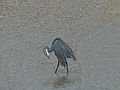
[46,49,50,59]
[43,47,50,59]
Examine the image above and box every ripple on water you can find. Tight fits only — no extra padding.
[43,75,84,89]
[42,61,85,89]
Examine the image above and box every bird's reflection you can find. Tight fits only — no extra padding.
[43,75,83,89]
[53,76,72,88]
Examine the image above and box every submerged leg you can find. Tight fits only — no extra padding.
[66,61,68,76]
[55,61,59,74]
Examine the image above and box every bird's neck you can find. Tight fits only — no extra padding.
[48,47,53,52]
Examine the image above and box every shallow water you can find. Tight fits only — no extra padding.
[0,0,120,90]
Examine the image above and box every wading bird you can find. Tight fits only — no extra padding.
[43,38,76,76]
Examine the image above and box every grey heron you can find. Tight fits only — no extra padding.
[43,38,76,76]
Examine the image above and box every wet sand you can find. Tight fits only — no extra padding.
[0,0,120,90]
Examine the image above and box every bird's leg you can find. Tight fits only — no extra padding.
[55,61,59,74]
[66,61,68,76]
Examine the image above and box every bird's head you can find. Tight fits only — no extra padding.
[43,46,50,59]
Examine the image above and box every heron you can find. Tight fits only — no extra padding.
[43,38,76,76]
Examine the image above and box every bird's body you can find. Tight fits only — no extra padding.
[43,38,76,76]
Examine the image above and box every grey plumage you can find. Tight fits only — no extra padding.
[43,38,76,76]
